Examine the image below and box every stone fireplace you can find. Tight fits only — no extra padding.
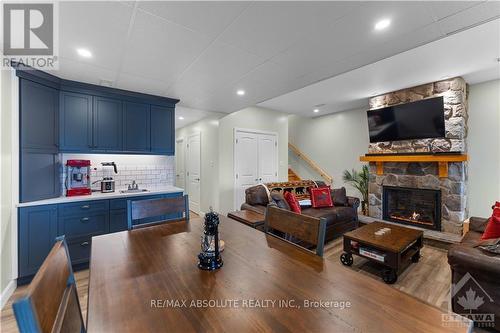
[366,77,468,235]
[382,186,441,231]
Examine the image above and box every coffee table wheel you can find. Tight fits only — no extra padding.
[382,269,398,284]
[411,251,421,263]
[340,253,353,266]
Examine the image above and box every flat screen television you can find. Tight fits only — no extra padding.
[367,96,445,143]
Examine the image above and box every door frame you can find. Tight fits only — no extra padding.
[233,127,279,211]
[186,132,201,215]
[175,137,185,189]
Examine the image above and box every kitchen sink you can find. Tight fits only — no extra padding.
[119,189,149,194]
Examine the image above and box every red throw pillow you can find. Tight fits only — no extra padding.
[284,191,301,214]
[481,208,500,240]
[310,187,334,208]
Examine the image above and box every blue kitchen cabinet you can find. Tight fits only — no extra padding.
[151,105,175,155]
[109,209,127,233]
[18,205,58,278]
[93,96,123,151]
[20,79,59,152]
[19,79,61,203]
[60,91,92,151]
[123,102,151,152]
[20,151,60,202]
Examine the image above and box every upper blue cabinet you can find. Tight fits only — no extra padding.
[123,102,150,152]
[60,92,92,151]
[20,79,59,152]
[151,105,175,155]
[93,97,123,151]
[14,62,179,157]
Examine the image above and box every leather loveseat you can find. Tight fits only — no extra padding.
[447,217,500,331]
[241,181,360,242]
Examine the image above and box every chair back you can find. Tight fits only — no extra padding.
[127,195,189,230]
[12,236,85,333]
[264,205,327,257]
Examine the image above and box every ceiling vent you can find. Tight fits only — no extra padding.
[99,79,114,87]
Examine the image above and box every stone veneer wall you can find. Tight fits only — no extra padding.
[367,78,468,235]
[368,77,468,153]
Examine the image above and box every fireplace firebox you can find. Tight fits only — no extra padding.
[382,186,441,231]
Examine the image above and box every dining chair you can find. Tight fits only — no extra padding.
[12,236,85,333]
[264,205,327,257]
[127,195,190,230]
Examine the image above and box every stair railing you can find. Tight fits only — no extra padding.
[288,142,333,185]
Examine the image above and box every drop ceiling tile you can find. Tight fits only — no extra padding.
[437,1,500,34]
[48,57,117,85]
[427,1,483,21]
[138,1,250,38]
[115,72,170,96]
[217,2,314,59]
[59,1,133,70]
[120,10,213,83]
[170,40,265,94]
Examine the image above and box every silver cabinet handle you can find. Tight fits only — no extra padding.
[80,217,90,223]
[81,205,90,209]
[80,241,89,247]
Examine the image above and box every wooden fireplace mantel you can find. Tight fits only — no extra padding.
[360,154,468,178]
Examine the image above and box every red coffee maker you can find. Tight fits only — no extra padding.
[66,160,92,196]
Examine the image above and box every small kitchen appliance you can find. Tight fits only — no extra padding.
[66,159,92,196]
[100,162,117,193]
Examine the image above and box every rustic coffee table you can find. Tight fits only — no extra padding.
[227,210,265,231]
[340,221,423,284]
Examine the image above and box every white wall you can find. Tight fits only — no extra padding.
[467,79,500,217]
[0,66,16,306]
[218,107,289,214]
[288,107,369,198]
[176,113,224,213]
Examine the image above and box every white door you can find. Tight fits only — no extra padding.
[175,138,185,189]
[186,133,201,214]
[258,134,277,183]
[234,132,259,210]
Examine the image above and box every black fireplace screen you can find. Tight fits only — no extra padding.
[382,186,441,230]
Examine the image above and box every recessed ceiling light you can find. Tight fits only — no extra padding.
[374,19,391,31]
[313,109,319,113]
[178,116,184,120]
[77,48,92,58]
[236,90,245,96]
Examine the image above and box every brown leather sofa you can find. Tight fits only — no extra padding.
[241,183,360,242]
[447,217,500,331]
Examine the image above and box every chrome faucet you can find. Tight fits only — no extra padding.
[128,180,138,191]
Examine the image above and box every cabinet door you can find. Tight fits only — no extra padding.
[20,79,59,152]
[109,209,127,233]
[151,105,174,155]
[60,91,92,151]
[93,97,123,151]
[20,151,60,202]
[123,102,150,152]
[18,205,58,277]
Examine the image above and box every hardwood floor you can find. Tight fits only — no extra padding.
[1,232,452,333]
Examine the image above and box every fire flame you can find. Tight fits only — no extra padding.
[410,211,421,221]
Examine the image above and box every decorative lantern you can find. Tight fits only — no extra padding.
[198,209,223,270]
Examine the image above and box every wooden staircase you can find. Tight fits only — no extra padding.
[288,143,333,184]
[288,168,301,181]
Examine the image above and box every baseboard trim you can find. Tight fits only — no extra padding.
[0,279,17,310]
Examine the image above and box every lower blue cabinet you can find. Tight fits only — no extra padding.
[18,192,184,282]
[18,205,58,278]
[109,209,127,233]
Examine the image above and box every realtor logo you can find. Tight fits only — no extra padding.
[443,272,495,329]
[2,2,58,69]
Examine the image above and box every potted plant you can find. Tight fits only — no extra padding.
[342,165,369,215]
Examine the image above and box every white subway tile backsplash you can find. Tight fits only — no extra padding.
[60,154,175,194]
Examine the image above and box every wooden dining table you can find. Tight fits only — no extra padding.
[87,216,472,333]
